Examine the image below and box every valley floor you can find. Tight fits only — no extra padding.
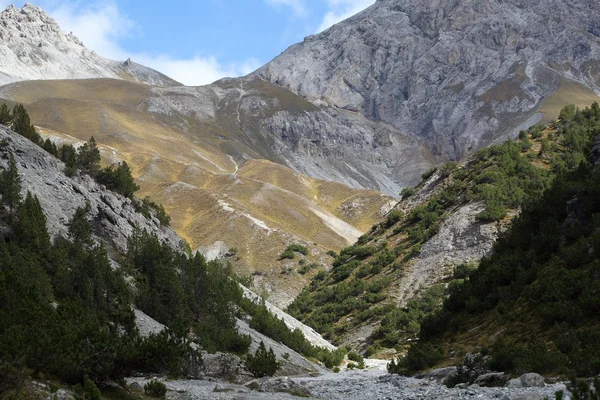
[126,367,568,400]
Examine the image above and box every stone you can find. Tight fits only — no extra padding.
[212,384,233,393]
[418,366,458,384]
[127,371,569,400]
[390,375,403,388]
[475,372,508,387]
[510,394,545,400]
[258,376,311,397]
[505,378,524,388]
[202,352,243,379]
[518,373,546,388]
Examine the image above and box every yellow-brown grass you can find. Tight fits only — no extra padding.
[0,78,393,306]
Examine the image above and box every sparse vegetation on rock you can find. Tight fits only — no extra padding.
[144,379,167,398]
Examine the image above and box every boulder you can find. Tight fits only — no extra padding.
[509,394,545,400]
[505,378,524,388]
[203,352,244,380]
[505,373,546,388]
[256,377,311,397]
[475,372,509,387]
[128,382,142,392]
[519,373,546,387]
[418,366,458,384]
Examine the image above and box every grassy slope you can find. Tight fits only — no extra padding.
[0,78,392,307]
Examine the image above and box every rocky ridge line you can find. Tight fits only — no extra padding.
[0,3,179,86]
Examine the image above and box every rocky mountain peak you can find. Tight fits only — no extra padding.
[256,0,600,162]
[0,3,85,48]
[0,3,180,86]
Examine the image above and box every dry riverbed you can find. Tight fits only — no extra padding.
[125,365,569,400]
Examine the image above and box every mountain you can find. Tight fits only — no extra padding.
[2,0,600,396]
[286,103,593,356]
[285,101,600,382]
[0,3,179,86]
[398,104,600,379]
[0,77,394,308]
[0,1,598,308]
[0,3,398,307]
[257,0,600,163]
[0,117,344,397]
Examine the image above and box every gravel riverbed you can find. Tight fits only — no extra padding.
[127,366,569,400]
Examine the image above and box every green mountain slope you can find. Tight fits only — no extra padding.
[287,102,600,364]
[399,103,600,377]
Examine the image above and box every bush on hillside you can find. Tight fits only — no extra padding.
[144,379,167,398]
[421,167,437,181]
[246,341,279,377]
[400,187,415,198]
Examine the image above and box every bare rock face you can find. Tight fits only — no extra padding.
[148,77,427,195]
[236,318,328,377]
[256,0,600,163]
[397,202,502,305]
[0,126,185,255]
[0,4,180,86]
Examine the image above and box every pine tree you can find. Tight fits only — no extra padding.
[14,192,51,255]
[591,101,600,120]
[0,103,11,126]
[77,137,101,176]
[11,104,41,145]
[97,161,139,199]
[42,138,58,157]
[59,144,78,176]
[68,202,93,246]
[0,153,22,222]
[246,341,279,377]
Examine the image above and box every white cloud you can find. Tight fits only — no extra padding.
[317,0,375,33]
[133,55,262,87]
[265,0,307,17]
[18,1,260,86]
[50,2,134,60]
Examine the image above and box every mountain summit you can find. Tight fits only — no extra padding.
[256,0,600,160]
[0,3,179,86]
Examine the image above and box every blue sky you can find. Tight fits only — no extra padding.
[2,0,375,85]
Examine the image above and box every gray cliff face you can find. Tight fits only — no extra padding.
[0,125,185,255]
[255,0,600,161]
[147,77,433,196]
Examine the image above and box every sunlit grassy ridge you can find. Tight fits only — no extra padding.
[0,78,392,306]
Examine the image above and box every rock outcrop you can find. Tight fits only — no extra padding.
[398,201,505,305]
[0,125,185,256]
[506,373,546,388]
